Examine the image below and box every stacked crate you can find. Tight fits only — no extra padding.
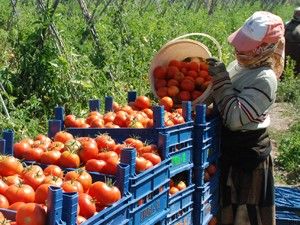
[275,186,300,225]
[192,104,221,225]
[0,134,132,225]
[49,91,195,225]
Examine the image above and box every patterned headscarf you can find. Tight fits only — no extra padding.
[235,37,285,79]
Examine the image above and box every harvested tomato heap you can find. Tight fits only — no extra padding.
[0,157,121,225]
[153,57,212,104]
[64,96,185,128]
[13,132,162,173]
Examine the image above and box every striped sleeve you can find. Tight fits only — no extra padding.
[211,71,277,131]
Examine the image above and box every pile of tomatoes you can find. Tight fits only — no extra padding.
[169,179,187,196]
[0,157,121,225]
[13,132,162,173]
[152,57,212,104]
[64,96,186,128]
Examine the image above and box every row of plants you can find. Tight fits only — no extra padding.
[0,1,298,182]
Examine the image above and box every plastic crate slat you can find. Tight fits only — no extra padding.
[129,188,169,225]
[276,210,300,225]
[276,187,300,211]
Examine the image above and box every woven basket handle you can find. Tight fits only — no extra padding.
[171,33,222,60]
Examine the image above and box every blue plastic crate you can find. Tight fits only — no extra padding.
[193,105,221,168]
[121,148,170,225]
[276,187,300,212]
[163,203,193,225]
[169,184,195,215]
[276,210,300,225]
[192,198,212,225]
[129,183,169,225]
[50,92,193,177]
[0,208,16,221]
[193,163,220,188]
[193,177,219,225]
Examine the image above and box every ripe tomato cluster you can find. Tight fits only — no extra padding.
[204,163,217,182]
[0,157,121,225]
[13,132,162,174]
[153,57,212,104]
[64,96,185,128]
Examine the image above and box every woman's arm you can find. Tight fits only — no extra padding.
[211,70,277,130]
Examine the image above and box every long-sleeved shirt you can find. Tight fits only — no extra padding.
[211,60,278,131]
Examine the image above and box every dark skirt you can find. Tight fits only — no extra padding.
[219,127,275,225]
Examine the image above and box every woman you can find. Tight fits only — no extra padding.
[207,11,285,225]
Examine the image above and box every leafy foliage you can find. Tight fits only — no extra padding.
[277,122,300,183]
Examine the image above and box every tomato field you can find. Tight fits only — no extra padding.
[0,0,299,224]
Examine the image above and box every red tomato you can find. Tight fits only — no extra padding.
[78,141,99,163]
[59,151,80,168]
[64,114,77,127]
[63,139,82,153]
[5,184,35,204]
[85,159,106,173]
[169,186,179,195]
[113,144,126,155]
[23,147,44,162]
[113,111,129,127]
[97,151,118,162]
[54,131,74,144]
[40,150,61,164]
[35,184,51,204]
[43,165,64,178]
[207,164,217,176]
[101,157,119,175]
[0,180,8,195]
[0,156,23,176]
[48,141,64,152]
[90,119,104,128]
[124,138,144,151]
[0,156,23,177]
[135,157,153,172]
[138,144,158,154]
[88,181,121,206]
[32,140,49,151]
[103,112,116,124]
[134,96,151,110]
[8,202,26,211]
[13,141,31,158]
[3,175,22,186]
[159,96,174,111]
[43,175,63,186]
[78,193,96,219]
[65,170,92,192]
[16,203,46,225]
[95,134,116,151]
[61,180,84,194]
[153,66,167,79]
[22,170,45,190]
[0,194,9,208]
[141,153,161,165]
[35,134,51,144]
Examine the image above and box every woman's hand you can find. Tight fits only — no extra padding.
[206,58,227,76]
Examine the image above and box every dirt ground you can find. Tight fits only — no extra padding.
[268,102,299,186]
